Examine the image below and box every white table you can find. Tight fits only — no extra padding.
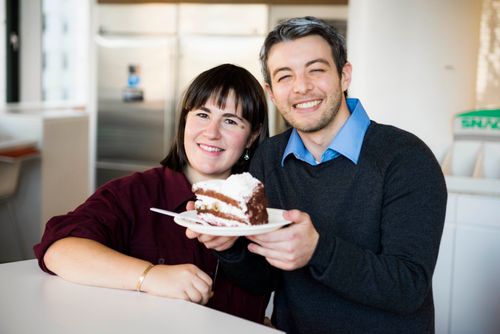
[0,260,282,334]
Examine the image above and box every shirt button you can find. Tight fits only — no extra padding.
[158,258,165,264]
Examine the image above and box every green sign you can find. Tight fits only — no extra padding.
[454,109,500,137]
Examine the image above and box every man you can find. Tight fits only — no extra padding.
[188,16,447,334]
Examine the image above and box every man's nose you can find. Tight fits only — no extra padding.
[293,75,313,94]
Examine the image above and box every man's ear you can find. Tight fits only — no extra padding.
[265,83,276,105]
[341,62,352,92]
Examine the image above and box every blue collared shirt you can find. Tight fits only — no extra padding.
[281,98,371,166]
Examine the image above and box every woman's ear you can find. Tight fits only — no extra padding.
[246,129,261,148]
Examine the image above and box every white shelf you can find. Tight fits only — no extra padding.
[445,176,500,197]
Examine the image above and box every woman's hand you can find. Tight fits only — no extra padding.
[184,200,238,251]
[140,264,213,305]
[185,229,238,251]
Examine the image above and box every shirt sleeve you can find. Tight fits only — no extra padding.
[308,139,447,314]
[216,238,278,295]
[33,178,138,274]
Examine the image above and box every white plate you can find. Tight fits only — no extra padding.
[174,208,291,236]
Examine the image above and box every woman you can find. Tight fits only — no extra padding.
[34,64,269,322]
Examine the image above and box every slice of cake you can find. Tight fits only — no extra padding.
[192,172,268,227]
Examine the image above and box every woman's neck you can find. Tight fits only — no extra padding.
[184,166,229,185]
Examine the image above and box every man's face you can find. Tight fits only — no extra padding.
[265,35,351,134]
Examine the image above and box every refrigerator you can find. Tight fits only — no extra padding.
[95,3,267,187]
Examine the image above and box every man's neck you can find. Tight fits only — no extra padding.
[297,101,350,162]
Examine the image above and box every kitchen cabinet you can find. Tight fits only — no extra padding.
[434,110,500,333]
[0,104,89,262]
[433,192,500,334]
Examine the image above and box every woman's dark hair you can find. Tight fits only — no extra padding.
[161,63,269,174]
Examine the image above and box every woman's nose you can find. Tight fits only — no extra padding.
[203,119,222,139]
[293,75,313,94]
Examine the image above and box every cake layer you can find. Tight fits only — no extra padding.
[197,211,249,227]
[194,189,242,209]
[194,194,249,223]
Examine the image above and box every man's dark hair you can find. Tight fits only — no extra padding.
[260,16,348,88]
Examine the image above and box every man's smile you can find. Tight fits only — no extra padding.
[293,99,322,110]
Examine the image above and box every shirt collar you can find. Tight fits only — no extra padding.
[281,98,370,166]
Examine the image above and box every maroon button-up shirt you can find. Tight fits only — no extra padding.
[34,167,269,322]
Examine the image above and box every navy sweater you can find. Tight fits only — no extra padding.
[219,122,447,334]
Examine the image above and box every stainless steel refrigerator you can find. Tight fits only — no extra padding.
[95,4,267,187]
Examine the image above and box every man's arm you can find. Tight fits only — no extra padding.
[311,143,445,314]
[247,139,447,314]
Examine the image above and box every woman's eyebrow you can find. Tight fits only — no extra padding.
[196,105,244,122]
[222,113,244,121]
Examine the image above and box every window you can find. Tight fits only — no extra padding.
[42,0,89,102]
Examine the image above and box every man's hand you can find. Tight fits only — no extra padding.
[246,210,319,271]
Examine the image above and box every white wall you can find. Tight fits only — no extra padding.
[0,0,5,105]
[347,0,482,161]
[268,5,348,27]
[476,0,500,108]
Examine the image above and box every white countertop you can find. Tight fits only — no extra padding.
[0,260,282,334]
[0,101,85,113]
[0,137,38,152]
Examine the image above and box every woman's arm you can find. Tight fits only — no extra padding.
[44,237,213,304]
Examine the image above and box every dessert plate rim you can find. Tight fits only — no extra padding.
[173,208,292,236]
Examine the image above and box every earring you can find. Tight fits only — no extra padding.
[243,149,250,161]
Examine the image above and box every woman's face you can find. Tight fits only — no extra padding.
[184,93,256,184]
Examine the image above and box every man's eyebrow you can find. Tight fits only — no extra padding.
[271,59,332,78]
[305,58,331,67]
[271,66,292,78]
